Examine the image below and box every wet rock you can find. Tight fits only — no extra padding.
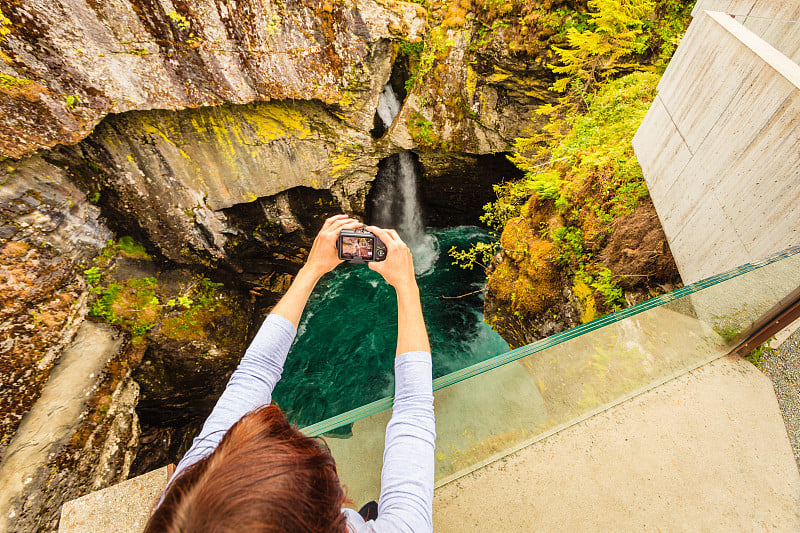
[54,98,383,266]
[0,156,111,263]
[0,240,86,461]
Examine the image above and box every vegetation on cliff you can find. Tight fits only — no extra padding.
[84,238,240,347]
[450,0,692,346]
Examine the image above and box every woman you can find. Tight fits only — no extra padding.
[145,215,435,532]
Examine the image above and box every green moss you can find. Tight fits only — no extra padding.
[486,238,560,319]
[90,277,160,341]
[0,73,32,87]
[114,236,151,260]
[408,111,446,150]
[161,276,230,342]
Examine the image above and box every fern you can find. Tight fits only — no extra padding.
[551,0,655,97]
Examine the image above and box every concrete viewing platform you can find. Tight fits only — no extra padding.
[58,337,800,532]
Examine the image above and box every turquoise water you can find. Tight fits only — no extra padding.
[272,226,510,427]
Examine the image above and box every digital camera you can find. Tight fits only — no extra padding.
[336,227,387,263]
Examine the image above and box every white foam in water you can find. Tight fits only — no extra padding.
[411,232,439,277]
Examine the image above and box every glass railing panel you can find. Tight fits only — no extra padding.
[306,247,800,505]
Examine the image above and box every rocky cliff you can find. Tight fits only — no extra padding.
[0,0,425,159]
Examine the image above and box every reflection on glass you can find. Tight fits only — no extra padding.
[305,248,800,505]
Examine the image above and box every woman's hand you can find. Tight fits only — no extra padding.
[365,226,417,291]
[365,225,429,355]
[272,215,360,326]
[303,214,361,279]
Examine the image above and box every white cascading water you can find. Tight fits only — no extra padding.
[372,84,437,274]
[376,84,401,131]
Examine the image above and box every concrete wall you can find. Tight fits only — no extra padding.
[692,0,800,63]
[632,9,800,283]
[693,0,800,18]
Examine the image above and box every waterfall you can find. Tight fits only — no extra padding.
[376,84,401,130]
[371,84,437,274]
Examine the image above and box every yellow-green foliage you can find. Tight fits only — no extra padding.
[507,72,659,312]
[114,236,151,260]
[166,10,200,45]
[0,7,10,38]
[459,71,661,323]
[88,269,228,343]
[536,72,656,237]
[64,94,81,108]
[404,23,451,99]
[166,11,190,31]
[408,111,442,150]
[468,0,590,57]
[551,0,655,94]
[328,148,352,178]
[572,279,597,322]
[160,276,228,341]
[451,0,693,333]
[0,73,31,88]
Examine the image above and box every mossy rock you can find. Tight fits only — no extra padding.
[499,216,533,263]
[487,245,560,318]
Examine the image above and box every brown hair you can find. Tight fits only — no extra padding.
[144,404,348,533]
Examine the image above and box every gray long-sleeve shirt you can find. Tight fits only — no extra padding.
[169,314,436,532]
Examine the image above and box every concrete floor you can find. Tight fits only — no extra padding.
[433,355,800,531]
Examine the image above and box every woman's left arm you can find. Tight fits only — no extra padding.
[170,215,360,480]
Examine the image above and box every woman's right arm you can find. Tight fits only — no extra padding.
[365,227,436,533]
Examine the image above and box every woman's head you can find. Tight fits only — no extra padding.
[145,405,348,533]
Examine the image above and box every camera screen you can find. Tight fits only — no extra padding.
[341,235,374,260]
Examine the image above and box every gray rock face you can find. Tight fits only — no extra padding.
[0,0,426,159]
[387,20,555,153]
[0,156,111,262]
[67,98,387,264]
